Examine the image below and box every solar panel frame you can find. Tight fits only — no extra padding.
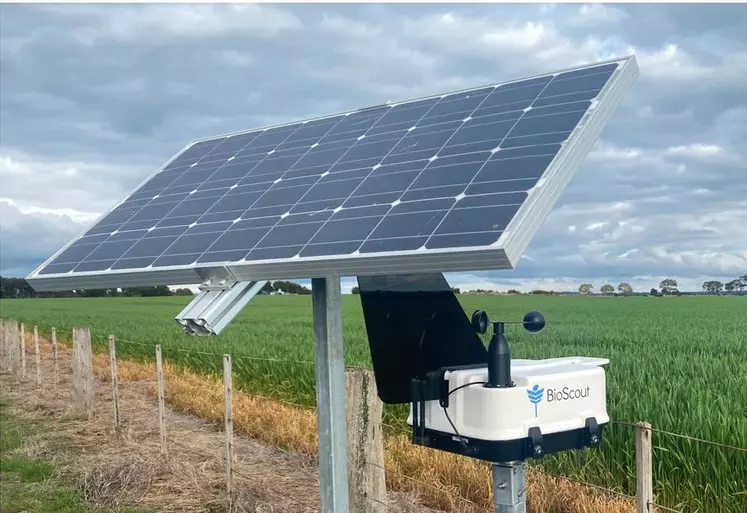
[26,55,639,292]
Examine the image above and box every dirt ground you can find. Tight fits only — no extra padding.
[0,350,439,513]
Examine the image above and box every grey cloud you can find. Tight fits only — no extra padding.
[0,151,149,214]
[0,201,84,275]
[1,3,746,286]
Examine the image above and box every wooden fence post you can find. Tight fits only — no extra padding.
[4,319,12,373]
[636,421,653,513]
[2,319,9,373]
[0,319,11,373]
[345,367,387,513]
[34,325,41,387]
[223,354,234,508]
[0,319,5,371]
[52,328,58,397]
[72,327,94,417]
[109,335,121,432]
[1,319,17,373]
[72,328,81,406]
[10,320,20,373]
[0,319,7,372]
[156,345,167,455]
[5,320,17,373]
[20,323,26,379]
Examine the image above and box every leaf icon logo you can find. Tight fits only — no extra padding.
[527,384,544,404]
[527,384,544,418]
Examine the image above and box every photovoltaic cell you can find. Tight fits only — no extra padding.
[28,56,638,289]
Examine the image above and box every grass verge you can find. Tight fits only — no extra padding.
[0,399,150,513]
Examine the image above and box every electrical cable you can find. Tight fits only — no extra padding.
[447,381,488,397]
[441,380,487,454]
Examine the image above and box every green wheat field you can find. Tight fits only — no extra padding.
[1,294,745,512]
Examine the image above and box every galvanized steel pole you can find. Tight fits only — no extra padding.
[493,461,527,513]
[312,277,349,513]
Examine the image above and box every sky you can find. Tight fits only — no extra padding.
[1,3,746,294]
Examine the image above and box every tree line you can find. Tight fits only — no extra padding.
[0,276,193,299]
[578,282,634,296]
[0,275,315,299]
[259,281,311,295]
[350,286,461,294]
[4,273,744,300]
[578,273,747,296]
[701,275,747,294]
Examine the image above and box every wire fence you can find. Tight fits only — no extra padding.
[2,319,744,513]
[366,460,493,512]
[649,503,683,513]
[610,419,747,454]
[533,468,634,501]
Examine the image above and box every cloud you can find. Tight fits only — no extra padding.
[665,143,723,156]
[1,3,746,291]
[0,151,145,215]
[39,4,303,44]
[0,199,99,225]
[631,43,747,88]
[0,201,85,276]
[573,4,631,26]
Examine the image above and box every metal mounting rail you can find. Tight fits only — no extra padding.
[175,279,267,336]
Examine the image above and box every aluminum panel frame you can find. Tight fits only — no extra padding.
[28,247,511,291]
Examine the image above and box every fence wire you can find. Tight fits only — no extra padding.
[364,460,492,512]
[109,335,321,367]
[534,468,633,500]
[650,502,684,513]
[611,419,747,454]
[241,391,316,411]
[366,495,389,509]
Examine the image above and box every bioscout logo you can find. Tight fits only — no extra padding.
[527,384,544,417]
[547,385,591,402]
[528,384,591,416]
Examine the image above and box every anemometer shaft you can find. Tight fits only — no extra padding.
[487,322,512,388]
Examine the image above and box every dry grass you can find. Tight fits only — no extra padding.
[77,459,157,508]
[4,341,440,513]
[83,346,636,513]
[2,375,226,512]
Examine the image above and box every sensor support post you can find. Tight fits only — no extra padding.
[493,461,527,513]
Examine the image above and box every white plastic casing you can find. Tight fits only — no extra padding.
[407,357,609,441]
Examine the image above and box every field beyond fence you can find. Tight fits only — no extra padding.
[0,293,745,512]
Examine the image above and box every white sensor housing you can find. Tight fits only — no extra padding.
[407,356,609,442]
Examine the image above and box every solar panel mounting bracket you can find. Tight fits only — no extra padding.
[175,278,268,336]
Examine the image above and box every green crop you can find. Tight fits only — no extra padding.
[2,294,745,512]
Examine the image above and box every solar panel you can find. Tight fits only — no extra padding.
[27,56,638,291]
